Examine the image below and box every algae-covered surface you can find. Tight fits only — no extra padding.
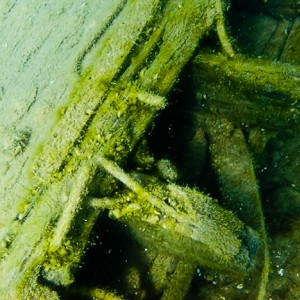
[0,0,299,299]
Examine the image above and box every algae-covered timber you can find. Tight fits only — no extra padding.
[192,51,300,131]
[0,0,240,298]
[2,0,298,298]
[90,156,260,273]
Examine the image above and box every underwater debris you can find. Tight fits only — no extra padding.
[91,156,260,272]
[192,51,300,131]
[0,0,238,299]
[1,0,299,299]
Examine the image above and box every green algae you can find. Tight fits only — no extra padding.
[0,0,236,298]
[2,0,291,298]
